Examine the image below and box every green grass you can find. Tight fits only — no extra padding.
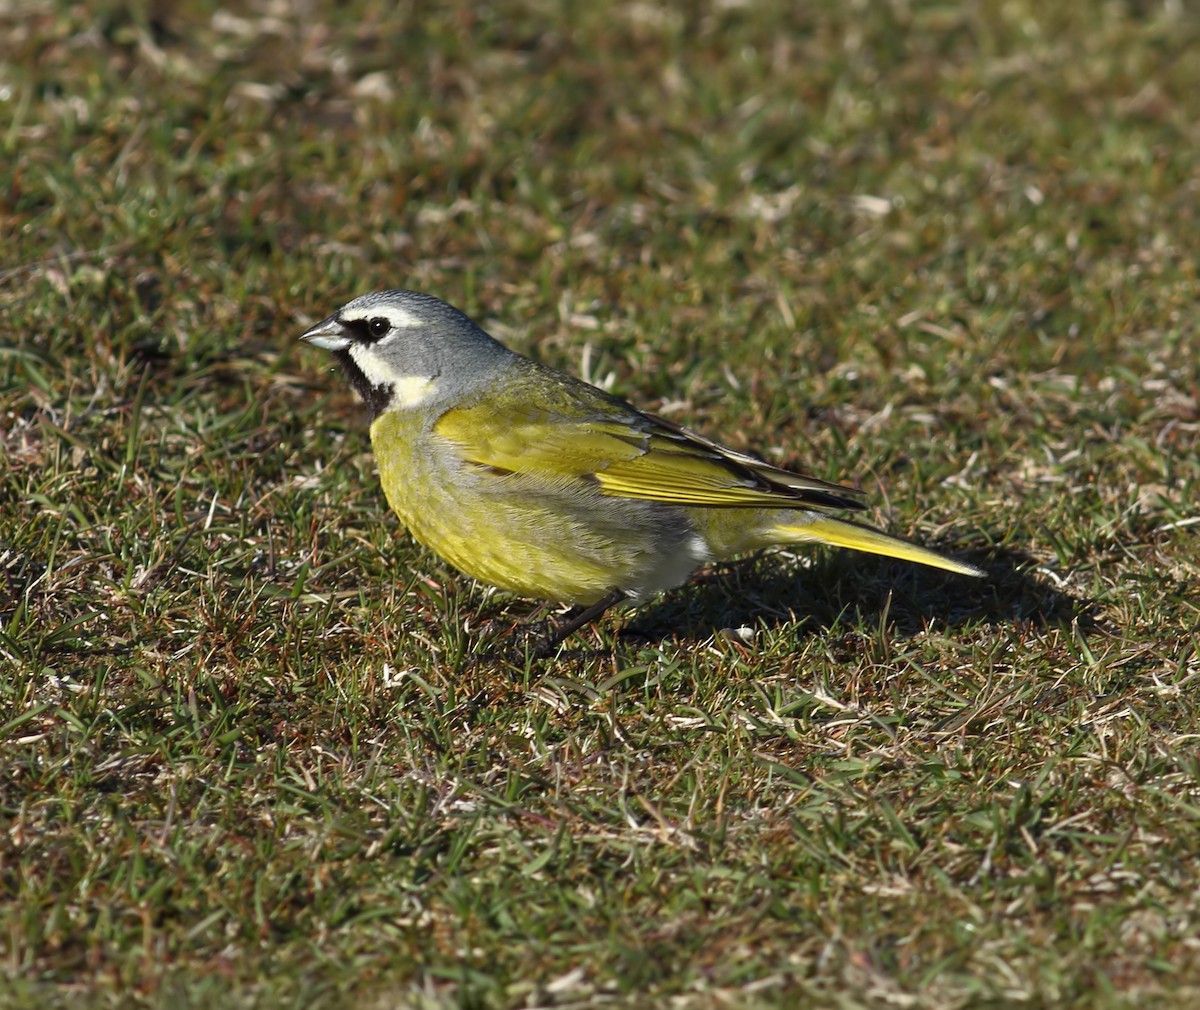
[2,0,1199,1007]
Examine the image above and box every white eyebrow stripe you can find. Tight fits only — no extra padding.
[357,306,425,332]
[338,306,426,347]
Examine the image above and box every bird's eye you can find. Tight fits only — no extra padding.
[367,317,391,339]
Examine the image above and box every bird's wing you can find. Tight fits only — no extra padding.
[433,398,867,513]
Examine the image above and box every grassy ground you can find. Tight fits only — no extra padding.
[2,0,1199,1006]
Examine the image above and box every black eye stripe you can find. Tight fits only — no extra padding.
[342,316,392,345]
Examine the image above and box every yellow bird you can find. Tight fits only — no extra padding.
[300,290,983,639]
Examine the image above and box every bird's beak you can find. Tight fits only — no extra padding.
[299,315,352,352]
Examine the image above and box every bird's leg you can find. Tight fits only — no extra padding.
[534,589,628,655]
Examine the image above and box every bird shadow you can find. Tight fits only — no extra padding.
[467,545,1099,668]
[629,545,1098,643]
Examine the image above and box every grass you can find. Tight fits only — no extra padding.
[2,0,1199,1006]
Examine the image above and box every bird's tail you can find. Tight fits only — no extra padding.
[773,514,985,577]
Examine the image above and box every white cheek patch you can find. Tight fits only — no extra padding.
[347,344,438,408]
[390,376,438,408]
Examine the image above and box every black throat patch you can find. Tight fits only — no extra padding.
[334,349,393,418]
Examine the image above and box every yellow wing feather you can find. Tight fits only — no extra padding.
[432,388,867,513]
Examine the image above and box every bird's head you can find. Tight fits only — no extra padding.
[299,289,511,417]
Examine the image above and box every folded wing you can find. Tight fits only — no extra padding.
[433,390,867,513]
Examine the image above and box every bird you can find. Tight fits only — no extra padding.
[299,289,983,644]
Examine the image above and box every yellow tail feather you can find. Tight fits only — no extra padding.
[776,515,985,577]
